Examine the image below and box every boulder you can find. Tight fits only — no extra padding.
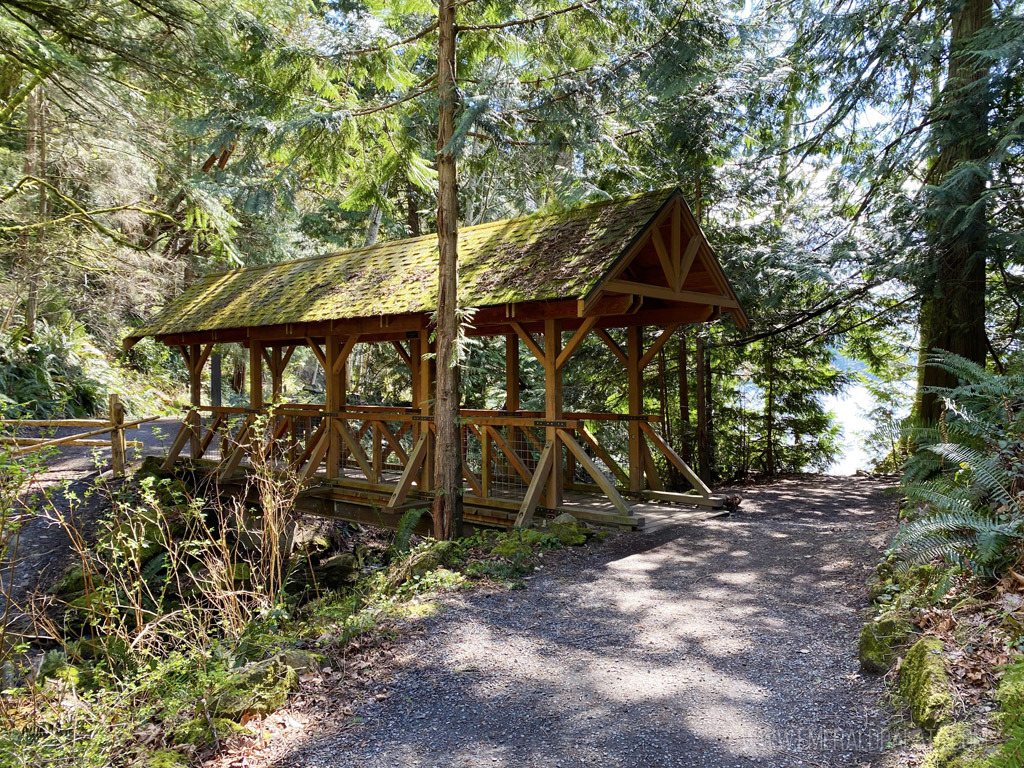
[207,657,298,719]
[318,553,360,588]
[859,611,913,673]
[386,540,462,590]
[899,636,953,731]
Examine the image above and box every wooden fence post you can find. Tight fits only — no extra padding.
[109,393,126,476]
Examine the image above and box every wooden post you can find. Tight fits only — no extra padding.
[418,329,434,492]
[626,326,644,493]
[544,318,563,507]
[211,351,222,407]
[189,343,202,458]
[505,334,520,411]
[271,345,283,401]
[696,335,711,483]
[249,341,263,411]
[109,393,126,476]
[325,336,342,478]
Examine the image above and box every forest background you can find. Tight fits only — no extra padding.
[0,0,1021,482]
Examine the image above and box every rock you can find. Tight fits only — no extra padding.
[171,717,250,748]
[919,723,986,768]
[277,649,327,675]
[207,657,298,719]
[386,540,462,590]
[318,553,360,588]
[490,529,549,562]
[231,562,251,582]
[859,611,913,673]
[899,636,954,731]
[140,749,189,768]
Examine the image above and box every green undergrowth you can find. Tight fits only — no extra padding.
[0,463,603,768]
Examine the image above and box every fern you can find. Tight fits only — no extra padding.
[390,506,429,557]
[892,354,1024,577]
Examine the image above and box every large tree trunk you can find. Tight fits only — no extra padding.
[678,333,691,465]
[915,0,992,422]
[695,336,711,483]
[407,183,420,237]
[432,0,463,540]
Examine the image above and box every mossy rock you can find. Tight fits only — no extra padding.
[50,564,89,596]
[899,636,954,732]
[859,611,914,674]
[490,529,548,562]
[208,658,298,719]
[139,749,189,768]
[277,649,327,675]
[171,717,250,748]
[546,513,591,546]
[386,540,462,590]
[920,723,987,768]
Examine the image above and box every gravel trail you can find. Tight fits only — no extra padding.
[272,475,896,768]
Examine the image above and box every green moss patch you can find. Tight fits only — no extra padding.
[899,636,954,732]
[859,610,914,674]
[207,657,298,719]
[171,717,250,748]
[920,723,986,768]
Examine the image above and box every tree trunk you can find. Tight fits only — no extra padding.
[407,183,420,237]
[764,340,775,476]
[678,333,691,464]
[20,86,41,338]
[915,0,992,422]
[695,336,711,483]
[432,0,463,540]
[704,338,714,479]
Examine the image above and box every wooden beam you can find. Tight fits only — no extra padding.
[670,201,683,291]
[558,430,631,515]
[486,425,533,484]
[595,328,627,367]
[299,426,331,482]
[675,233,701,293]
[390,340,412,368]
[555,315,598,370]
[651,228,677,290]
[377,421,409,466]
[576,425,630,486]
[505,333,520,411]
[640,420,712,497]
[640,435,664,491]
[544,317,563,507]
[626,326,643,493]
[605,279,739,308]
[386,434,429,510]
[639,323,679,369]
[510,321,545,365]
[249,342,263,411]
[335,419,373,481]
[305,337,327,370]
[514,442,554,527]
[333,336,358,377]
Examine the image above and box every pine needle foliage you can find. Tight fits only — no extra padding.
[890,354,1024,577]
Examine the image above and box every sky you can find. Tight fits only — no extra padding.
[823,383,874,474]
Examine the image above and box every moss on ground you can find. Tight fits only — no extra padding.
[919,723,987,768]
[899,636,954,732]
[171,717,249,748]
[859,610,913,674]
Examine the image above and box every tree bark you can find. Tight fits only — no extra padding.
[678,333,691,464]
[432,0,463,540]
[407,183,420,237]
[915,0,992,422]
[695,336,711,483]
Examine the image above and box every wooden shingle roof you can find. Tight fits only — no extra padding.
[128,189,744,343]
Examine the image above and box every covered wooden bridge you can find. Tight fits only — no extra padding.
[125,188,747,530]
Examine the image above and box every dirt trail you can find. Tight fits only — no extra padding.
[266,475,897,768]
[1,419,180,624]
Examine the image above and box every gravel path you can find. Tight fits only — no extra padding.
[271,475,897,768]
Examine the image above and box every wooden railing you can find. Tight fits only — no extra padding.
[164,403,713,525]
[0,395,155,476]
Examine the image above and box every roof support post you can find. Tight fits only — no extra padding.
[249,341,263,412]
[544,317,563,508]
[505,334,519,412]
[626,326,644,493]
[417,329,434,492]
[325,336,342,478]
[188,343,202,458]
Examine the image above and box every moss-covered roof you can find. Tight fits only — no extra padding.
[130,189,677,340]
